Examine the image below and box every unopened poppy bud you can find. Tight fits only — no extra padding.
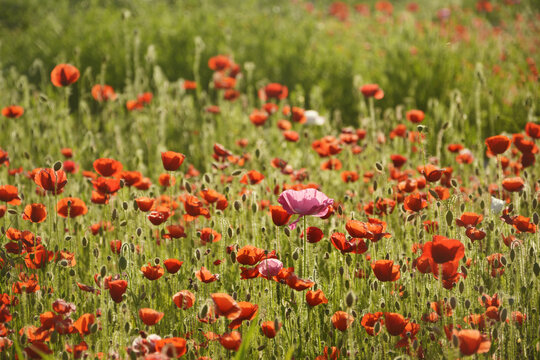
[284,227,291,237]
[375,162,383,171]
[112,208,118,221]
[534,263,540,277]
[339,266,344,276]
[500,308,508,322]
[8,209,17,215]
[251,203,257,213]
[450,297,457,309]
[241,193,247,202]
[232,291,237,300]
[292,249,299,261]
[93,248,100,258]
[464,300,471,309]
[59,259,69,267]
[53,161,63,171]
[255,149,261,158]
[346,292,355,307]
[195,249,201,261]
[122,201,128,210]
[459,281,465,293]
[100,265,107,277]
[234,200,242,211]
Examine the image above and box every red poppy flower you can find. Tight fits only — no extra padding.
[163,259,183,274]
[371,260,400,282]
[261,83,288,100]
[360,84,384,99]
[249,109,268,126]
[236,245,266,266]
[56,197,88,218]
[306,289,328,307]
[456,212,483,227]
[22,203,47,223]
[511,215,536,233]
[525,122,540,139]
[240,170,265,185]
[422,164,444,182]
[485,135,511,155]
[283,130,300,142]
[93,158,123,177]
[91,84,117,101]
[466,227,486,241]
[51,64,80,87]
[161,151,186,171]
[0,185,21,205]
[331,311,354,331]
[403,193,428,212]
[361,312,383,336]
[148,209,170,226]
[93,177,121,194]
[200,228,221,244]
[456,329,491,356]
[286,275,315,291]
[390,154,407,168]
[173,290,195,310]
[261,321,282,338]
[269,205,292,226]
[184,195,211,219]
[65,341,88,358]
[2,105,24,118]
[108,279,128,303]
[219,331,242,351]
[305,226,324,243]
[424,235,465,264]
[341,171,359,183]
[229,302,258,329]
[406,110,425,123]
[135,197,154,212]
[208,55,231,71]
[211,293,242,320]
[384,313,408,336]
[155,337,187,358]
[330,232,368,254]
[139,308,164,326]
[141,263,164,280]
[501,177,524,192]
[196,266,218,283]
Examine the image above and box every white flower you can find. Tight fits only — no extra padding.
[491,196,505,214]
[305,110,325,126]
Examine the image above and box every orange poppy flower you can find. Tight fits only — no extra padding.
[200,228,221,244]
[65,341,88,358]
[330,232,368,254]
[240,170,265,185]
[163,259,183,274]
[219,331,242,351]
[56,197,88,218]
[93,177,121,194]
[249,109,268,126]
[211,293,242,320]
[135,197,154,212]
[108,279,128,303]
[261,321,282,338]
[305,226,324,243]
[51,64,80,87]
[73,313,95,336]
[228,302,258,329]
[141,263,164,280]
[0,185,21,205]
[286,275,315,291]
[384,312,408,336]
[2,105,24,118]
[173,290,195,310]
[139,308,164,326]
[91,84,117,101]
[306,289,328,307]
[485,135,511,155]
[155,337,187,358]
[148,209,170,226]
[456,329,491,356]
[93,158,123,177]
[424,235,465,264]
[331,311,354,331]
[196,266,218,283]
[501,177,524,192]
[421,164,444,182]
[455,212,483,227]
[361,312,383,336]
[371,260,400,282]
[184,195,211,219]
[22,203,47,223]
[236,245,266,266]
[283,130,299,142]
[161,151,186,171]
[406,109,425,123]
[466,227,486,241]
[321,158,342,171]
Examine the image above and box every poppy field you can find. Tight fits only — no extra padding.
[1,0,540,359]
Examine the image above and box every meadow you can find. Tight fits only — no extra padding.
[0,0,539,359]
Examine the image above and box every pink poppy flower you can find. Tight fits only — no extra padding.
[278,189,334,229]
[257,259,283,277]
